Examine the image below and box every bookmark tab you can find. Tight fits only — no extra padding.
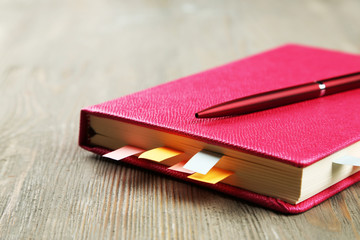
[183,150,222,175]
[333,155,360,166]
[168,160,195,174]
[103,145,145,161]
[138,147,182,162]
[188,167,234,184]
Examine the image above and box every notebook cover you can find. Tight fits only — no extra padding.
[79,44,360,213]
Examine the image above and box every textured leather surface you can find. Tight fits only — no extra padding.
[81,44,360,167]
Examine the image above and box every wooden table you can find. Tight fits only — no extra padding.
[1,0,360,239]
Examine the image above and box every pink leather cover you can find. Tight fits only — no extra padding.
[79,44,360,213]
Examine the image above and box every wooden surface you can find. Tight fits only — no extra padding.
[1,0,360,239]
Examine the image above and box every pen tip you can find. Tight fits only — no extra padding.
[195,113,199,118]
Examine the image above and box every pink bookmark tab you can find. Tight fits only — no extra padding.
[168,160,195,174]
[103,145,145,161]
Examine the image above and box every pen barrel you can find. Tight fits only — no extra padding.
[196,71,360,118]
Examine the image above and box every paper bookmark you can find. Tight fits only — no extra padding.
[183,150,222,175]
[138,147,182,162]
[188,167,234,184]
[168,160,195,174]
[103,145,145,161]
[333,155,360,166]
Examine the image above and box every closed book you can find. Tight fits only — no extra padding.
[79,44,360,213]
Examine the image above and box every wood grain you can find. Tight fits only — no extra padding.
[1,0,360,239]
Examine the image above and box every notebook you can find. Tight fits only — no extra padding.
[79,44,360,213]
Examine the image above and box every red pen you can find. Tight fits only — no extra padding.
[195,71,360,118]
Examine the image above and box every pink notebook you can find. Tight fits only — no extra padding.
[79,44,360,213]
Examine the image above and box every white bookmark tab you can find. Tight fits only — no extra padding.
[103,145,145,161]
[333,155,360,166]
[168,160,195,174]
[183,150,223,175]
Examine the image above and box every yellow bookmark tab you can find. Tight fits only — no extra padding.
[138,147,182,162]
[188,167,234,184]
[103,145,145,161]
[168,160,195,174]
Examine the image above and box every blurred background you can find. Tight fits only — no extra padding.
[1,1,359,101]
[1,0,360,239]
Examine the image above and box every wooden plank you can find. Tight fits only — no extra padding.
[1,0,360,239]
